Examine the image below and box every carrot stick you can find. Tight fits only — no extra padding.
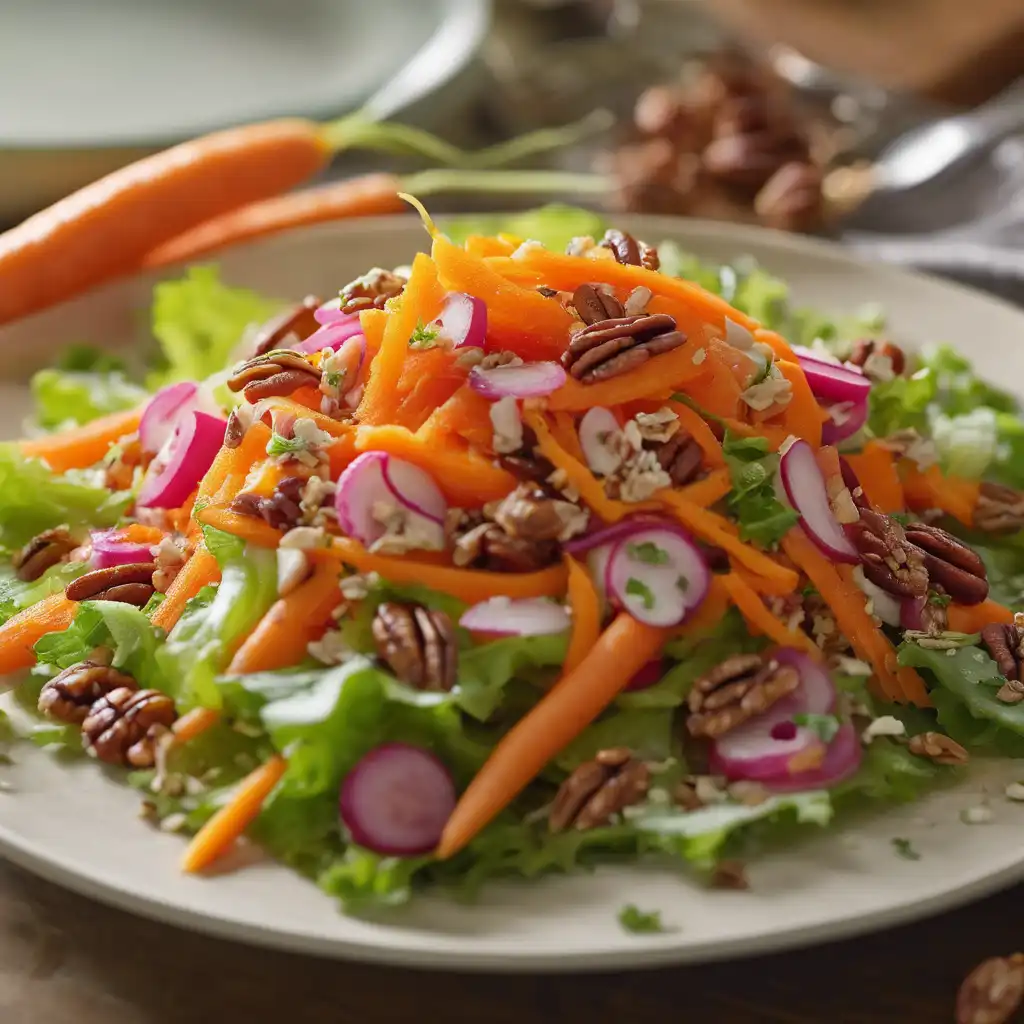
[196,506,285,549]
[437,613,668,858]
[118,523,167,545]
[672,574,730,638]
[949,599,1014,634]
[667,401,726,467]
[901,463,978,527]
[844,442,904,513]
[226,562,340,675]
[172,706,221,745]
[0,593,78,675]
[143,174,407,266]
[181,755,288,873]
[151,546,221,633]
[20,407,143,472]
[774,361,825,447]
[548,412,586,464]
[677,467,731,508]
[564,556,601,674]
[721,572,820,656]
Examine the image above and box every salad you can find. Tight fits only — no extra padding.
[3,202,1024,916]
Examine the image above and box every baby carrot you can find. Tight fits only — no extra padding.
[172,706,221,745]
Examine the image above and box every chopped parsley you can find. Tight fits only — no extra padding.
[266,432,307,458]
[793,713,841,744]
[721,430,799,548]
[625,577,656,610]
[618,904,667,934]
[323,369,345,389]
[928,591,952,607]
[891,837,920,861]
[627,541,669,565]
[409,321,441,349]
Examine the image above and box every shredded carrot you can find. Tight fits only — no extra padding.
[676,467,731,508]
[20,407,143,472]
[949,599,1014,633]
[774,361,825,446]
[548,411,585,464]
[196,506,284,548]
[464,234,516,258]
[672,574,730,639]
[901,463,978,527]
[416,385,495,452]
[666,401,725,467]
[172,706,221,745]
[733,563,804,598]
[181,755,288,873]
[753,328,798,363]
[564,556,601,674]
[118,523,167,545]
[227,562,340,674]
[0,593,77,675]
[167,492,197,535]
[844,442,904,513]
[391,348,467,431]
[722,572,820,656]
[150,546,221,633]
[437,613,668,858]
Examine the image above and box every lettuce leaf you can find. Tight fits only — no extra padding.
[0,560,88,626]
[31,368,148,430]
[970,535,1024,608]
[443,205,607,251]
[721,431,799,547]
[555,708,676,772]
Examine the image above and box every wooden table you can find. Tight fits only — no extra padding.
[0,860,1013,1023]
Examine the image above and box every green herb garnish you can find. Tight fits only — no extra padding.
[618,904,667,934]
[793,713,841,744]
[625,577,656,610]
[891,837,920,861]
[627,541,669,566]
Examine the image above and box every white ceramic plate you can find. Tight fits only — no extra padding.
[2,216,1024,971]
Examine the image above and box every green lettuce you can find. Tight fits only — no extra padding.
[970,535,1024,608]
[0,561,88,626]
[721,431,799,548]
[443,205,607,252]
[31,368,148,431]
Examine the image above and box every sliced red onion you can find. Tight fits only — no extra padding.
[901,595,926,632]
[139,382,199,455]
[794,348,872,405]
[339,742,456,856]
[779,439,859,563]
[334,451,446,549]
[469,361,566,401]
[578,407,623,477]
[89,530,154,570]
[460,597,570,637]
[435,292,487,349]
[606,525,710,627]
[136,411,227,509]
[851,565,902,628]
[820,396,869,445]
[624,659,666,691]
[293,318,364,355]
[314,297,349,324]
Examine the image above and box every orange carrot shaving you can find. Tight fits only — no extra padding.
[172,706,221,745]
[721,572,820,656]
[672,574,730,639]
[774,361,825,447]
[181,755,288,873]
[150,546,221,633]
[564,556,601,674]
[0,593,77,675]
[167,492,197,535]
[118,523,167,545]
[20,407,143,472]
[437,613,668,858]
[417,385,495,452]
[901,463,978,527]
[733,564,804,597]
[464,234,517,258]
[844,442,904,513]
[196,506,284,549]
[666,401,725,467]
[949,599,1014,634]
[548,411,585,464]
[676,467,731,508]
[754,328,798,363]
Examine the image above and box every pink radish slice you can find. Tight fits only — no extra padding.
[606,526,710,627]
[136,411,227,509]
[756,722,862,792]
[469,361,566,401]
[339,743,457,856]
[624,659,665,691]
[820,396,869,445]
[293,318,363,355]
[779,439,859,562]
[563,515,667,557]
[139,382,199,455]
[901,595,926,631]
[89,530,155,570]
[793,348,871,404]
[314,298,348,324]
[578,407,623,476]
[435,292,487,349]
[334,451,446,549]
[460,597,570,636]
[771,648,836,715]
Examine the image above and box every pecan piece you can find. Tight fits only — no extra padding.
[548,748,650,832]
[981,623,1024,686]
[571,283,624,326]
[975,482,1024,534]
[82,687,177,767]
[38,662,138,725]
[453,521,559,573]
[563,313,687,384]
[223,409,247,450]
[66,563,156,604]
[599,229,659,271]
[753,161,824,234]
[849,509,928,599]
[687,654,800,739]
[652,429,703,486]
[848,339,907,380]
[907,731,970,766]
[372,602,457,692]
[490,483,572,543]
[227,350,321,401]
[250,296,321,358]
[339,268,408,316]
[957,953,1024,1024]
[904,522,989,606]
[13,526,77,582]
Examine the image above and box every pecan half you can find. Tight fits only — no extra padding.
[339,268,407,316]
[599,229,659,271]
[227,350,321,401]
[849,509,928,599]
[572,283,624,326]
[38,662,138,724]
[372,602,457,692]
[563,313,687,384]
[548,748,650,832]
[981,623,1024,703]
[975,482,1024,534]
[753,161,824,234]
[848,339,907,380]
[907,731,970,766]
[65,563,156,604]
[957,953,1024,1024]
[13,526,77,582]
[82,687,177,767]
[904,522,989,606]
[250,296,321,358]
[687,654,800,739]
[228,476,307,530]
[651,429,703,486]
[490,483,573,543]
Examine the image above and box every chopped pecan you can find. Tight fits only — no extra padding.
[65,563,156,605]
[229,476,307,531]
[250,296,321,358]
[38,662,138,724]
[339,268,407,316]
[563,313,687,384]
[687,654,800,739]
[371,602,457,691]
[848,339,907,380]
[82,687,177,767]
[753,161,824,234]
[490,483,577,543]
[453,521,559,573]
[651,429,703,487]
[227,350,321,402]
[13,526,77,582]
[849,509,928,599]
[981,623,1024,702]
[907,731,970,766]
[599,229,659,272]
[975,482,1024,534]
[571,283,624,326]
[904,522,988,606]
[548,748,650,832]
[956,953,1024,1024]
[223,409,247,450]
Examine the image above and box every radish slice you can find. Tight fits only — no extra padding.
[606,525,710,627]
[586,543,612,615]
[139,382,199,455]
[756,722,862,792]
[89,530,154,570]
[779,439,859,562]
[136,410,227,509]
[901,595,927,631]
[563,515,666,557]
[334,451,446,550]
[852,565,902,627]
[820,397,869,446]
[460,597,570,637]
[771,647,835,715]
[293,318,363,355]
[469,361,566,401]
[435,292,487,349]
[624,659,665,691]
[339,743,456,856]
[793,347,872,404]
[314,297,347,324]
[578,407,623,476]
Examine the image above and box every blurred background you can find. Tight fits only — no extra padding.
[4,0,1024,297]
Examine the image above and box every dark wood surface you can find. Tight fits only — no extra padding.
[0,859,1012,1023]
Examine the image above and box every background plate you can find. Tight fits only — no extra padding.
[2,216,1024,971]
